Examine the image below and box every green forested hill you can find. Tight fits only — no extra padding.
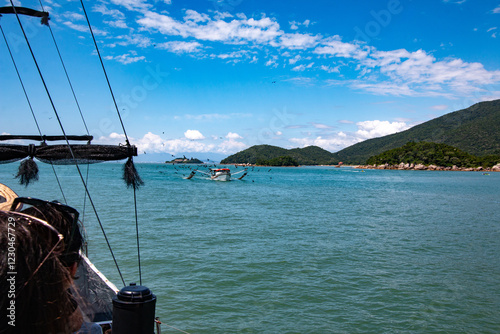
[221,100,500,165]
[366,142,499,168]
[333,99,500,164]
[221,145,338,165]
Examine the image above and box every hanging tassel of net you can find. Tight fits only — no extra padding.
[14,144,38,186]
[123,157,144,190]
[16,157,39,186]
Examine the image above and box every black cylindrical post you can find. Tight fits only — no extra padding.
[112,283,156,334]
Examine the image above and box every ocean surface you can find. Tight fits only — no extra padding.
[2,163,499,333]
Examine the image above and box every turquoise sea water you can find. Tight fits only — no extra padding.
[2,163,500,333]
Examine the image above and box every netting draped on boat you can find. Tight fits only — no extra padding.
[74,254,118,323]
[0,143,140,187]
[0,143,137,165]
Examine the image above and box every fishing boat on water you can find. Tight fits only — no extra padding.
[0,3,166,333]
[211,168,231,181]
[186,167,248,181]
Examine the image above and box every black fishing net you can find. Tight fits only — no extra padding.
[0,143,142,188]
[74,254,118,323]
[0,144,136,165]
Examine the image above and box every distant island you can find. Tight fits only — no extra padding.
[221,145,339,166]
[166,156,204,164]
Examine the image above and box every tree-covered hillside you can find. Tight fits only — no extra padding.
[333,99,500,164]
[366,142,500,168]
[221,145,338,165]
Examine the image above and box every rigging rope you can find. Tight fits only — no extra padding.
[36,0,92,221]
[8,1,126,287]
[0,25,43,137]
[80,0,143,283]
[37,0,90,135]
[79,0,130,146]
[1,19,67,201]
[133,187,142,285]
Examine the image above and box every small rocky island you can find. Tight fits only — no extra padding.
[167,156,203,164]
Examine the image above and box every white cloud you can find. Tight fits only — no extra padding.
[131,132,215,154]
[97,132,127,145]
[109,0,151,11]
[359,49,500,96]
[289,119,410,152]
[289,19,311,30]
[216,139,247,154]
[431,104,449,111]
[63,21,106,35]
[112,34,152,48]
[107,20,128,29]
[285,77,314,85]
[314,35,369,60]
[211,50,251,60]
[348,81,416,96]
[355,120,409,140]
[289,55,301,64]
[157,41,202,53]
[134,132,165,152]
[96,131,241,155]
[122,131,246,155]
[494,5,500,13]
[62,12,86,21]
[137,10,281,44]
[480,91,500,101]
[279,33,319,49]
[93,4,125,20]
[311,122,332,129]
[225,132,242,139]
[289,135,359,152]
[184,129,205,140]
[93,4,128,28]
[95,4,500,99]
[164,139,215,153]
[320,65,339,73]
[292,62,314,72]
[265,55,279,67]
[104,53,146,64]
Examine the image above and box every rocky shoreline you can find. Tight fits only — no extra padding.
[354,163,500,172]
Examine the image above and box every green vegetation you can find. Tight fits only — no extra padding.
[366,142,500,168]
[333,99,500,164]
[221,145,339,165]
[221,100,500,166]
[256,156,299,166]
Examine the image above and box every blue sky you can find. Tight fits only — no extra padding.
[1,0,500,160]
